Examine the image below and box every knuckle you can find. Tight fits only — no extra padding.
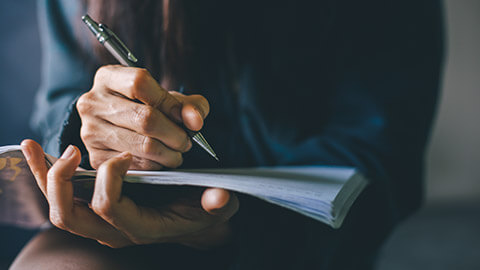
[76,93,94,116]
[46,165,70,182]
[49,211,70,230]
[91,196,114,218]
[80,128,104,152]
[94,65,111,82]
[155,87,168,105]
[129,68,150,93]
[79,126,89,143]
[89,153,103,169]
[165,153,183,168]
[175,133,191,153]
[134,106,156,135]
[141,136,159,156]
[80,123,94,142]
[47,162,73,181]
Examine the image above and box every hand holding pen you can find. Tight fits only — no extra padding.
[77,15,218,170]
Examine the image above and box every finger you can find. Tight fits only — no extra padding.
[46,145,82,218]
[201,188,239,220]
[94,65,183,122]
[82,118,183,168]
[94,94,191,152]
[21,139,49,197]
[47,146,132,248]
[87,148,164,171]
[92,152,154,243]
[169,92,210,131]
[92,152,132,212]
[92,154,213,243]
[182,103,205,132]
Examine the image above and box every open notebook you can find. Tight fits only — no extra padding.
[0,145,368,229]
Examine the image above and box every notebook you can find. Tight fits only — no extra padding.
[0,145,368,229]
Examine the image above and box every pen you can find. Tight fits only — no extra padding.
[82,14,219,161]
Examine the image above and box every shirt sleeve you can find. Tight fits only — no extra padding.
[31,0,95,158]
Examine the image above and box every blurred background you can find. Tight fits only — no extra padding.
[377,1,480,269]
[0,0,479,269]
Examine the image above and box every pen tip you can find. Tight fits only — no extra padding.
[190,132,219,162]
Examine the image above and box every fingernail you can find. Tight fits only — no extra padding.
[171,106,182,123]
[194,107,204,120]
[60,145,76,160]
[21,145,32,161]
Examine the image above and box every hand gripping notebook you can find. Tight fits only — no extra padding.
[0,145,368,229]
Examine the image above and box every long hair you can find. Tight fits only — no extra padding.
[83,0,232,89]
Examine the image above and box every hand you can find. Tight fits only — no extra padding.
[76,65,210,170]
[21,139,238,249]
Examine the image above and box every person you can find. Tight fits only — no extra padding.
[11,0,444,269]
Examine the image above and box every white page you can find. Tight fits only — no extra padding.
[75,166,362,227]
[1,145,367,228]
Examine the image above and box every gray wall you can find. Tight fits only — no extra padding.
[426,0,480,203]
[378,2,480,269]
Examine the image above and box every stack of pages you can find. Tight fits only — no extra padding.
[1,145,368,229]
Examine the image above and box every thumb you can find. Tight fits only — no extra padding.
[169,92,210,131]
[201,188,239,220]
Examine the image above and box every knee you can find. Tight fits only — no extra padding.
[9,228,130,270]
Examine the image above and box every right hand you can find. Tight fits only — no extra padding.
[77,65,210,170]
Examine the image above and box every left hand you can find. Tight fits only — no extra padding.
[21,139,239,249]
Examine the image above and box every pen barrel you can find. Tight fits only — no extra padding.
[82,14,217,160]
[104,41,137,67]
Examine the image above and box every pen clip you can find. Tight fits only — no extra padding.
[100,24,138,63]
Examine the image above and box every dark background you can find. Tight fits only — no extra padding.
[0,0,40,145]
[0,0,40,268]
[1,0,479,269]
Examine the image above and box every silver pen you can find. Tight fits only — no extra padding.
[82,15,219,161]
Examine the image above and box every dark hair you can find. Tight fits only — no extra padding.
[83,0,234,90]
